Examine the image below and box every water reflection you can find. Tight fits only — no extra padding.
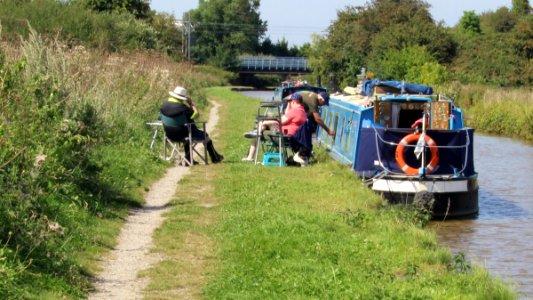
[239,89,273,101]
[434,135,533,297]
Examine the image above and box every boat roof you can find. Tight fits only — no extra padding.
[362,79,433,96]
[378,95,433,102]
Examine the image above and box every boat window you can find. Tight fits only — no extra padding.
[332,113,339,144]
[397,108,424,128]
[344,119,351,154]
[339,116,346,148]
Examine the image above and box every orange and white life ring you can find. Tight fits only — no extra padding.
[395,133,439,175]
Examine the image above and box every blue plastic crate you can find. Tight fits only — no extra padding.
[262,152,285,166]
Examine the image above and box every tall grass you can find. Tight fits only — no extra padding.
[438,83,533,141]
[0,27,229,298]
[0,0,156,51]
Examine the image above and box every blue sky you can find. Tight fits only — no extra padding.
[150,0,512,46]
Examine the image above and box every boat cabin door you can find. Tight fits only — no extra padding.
[430,101,451,130]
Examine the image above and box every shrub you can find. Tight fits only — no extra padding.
[0,23,228,298]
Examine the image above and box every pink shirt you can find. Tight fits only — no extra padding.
[282,105,306,135]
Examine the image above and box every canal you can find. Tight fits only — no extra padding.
[241,90,533,297]
[433,135,533,297]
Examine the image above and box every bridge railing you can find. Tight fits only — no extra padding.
[238,56,310,73]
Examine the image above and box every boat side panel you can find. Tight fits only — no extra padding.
[318,98,364,165]
[451,108,464,129]
[355,128,476,177]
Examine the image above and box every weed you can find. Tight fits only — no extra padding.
[450,252,472,273]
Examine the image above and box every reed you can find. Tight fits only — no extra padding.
[438,83,533,141]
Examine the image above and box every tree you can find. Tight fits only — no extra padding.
[514,15,533,60]
[149,12,183,60]
[85,0,151,19]
[480,7,517,33]
[188,0,266,68]
[459,11,481,34]
[512,0,531,16]
[370,45,436,81]
[310,0,455,87]
[257,37,274,55]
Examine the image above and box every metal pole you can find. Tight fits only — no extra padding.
[421,106,427,175]
[182,24,185,55]
[187,15,191,60]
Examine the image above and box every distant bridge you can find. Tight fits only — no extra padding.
[236,56,311,74]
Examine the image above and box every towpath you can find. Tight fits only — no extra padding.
[89,101,221,300]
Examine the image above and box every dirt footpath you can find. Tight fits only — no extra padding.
[89,101,221,300]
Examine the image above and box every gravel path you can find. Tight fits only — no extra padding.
[89,102,221,300]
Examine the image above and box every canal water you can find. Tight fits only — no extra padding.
[433,135,533,297]
[241,90,533,297]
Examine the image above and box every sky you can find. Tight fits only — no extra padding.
[150,0,512,46]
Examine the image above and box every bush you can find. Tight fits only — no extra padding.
[0,0,165,53]
[0,24,228,298]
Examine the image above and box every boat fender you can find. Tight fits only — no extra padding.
[395,133,439,175]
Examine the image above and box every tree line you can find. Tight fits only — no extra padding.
[0,0,531,87]
[309,0,532,88]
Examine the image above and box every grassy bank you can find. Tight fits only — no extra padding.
[0,30,229,298]
[439,84,533,142]
[146,87,516,299]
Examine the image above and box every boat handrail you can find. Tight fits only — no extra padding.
[371,125,472,176]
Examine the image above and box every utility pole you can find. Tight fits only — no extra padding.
[187,15,191,60]
[177,15,193,60]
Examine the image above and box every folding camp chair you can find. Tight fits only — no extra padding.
[160,114,209,166]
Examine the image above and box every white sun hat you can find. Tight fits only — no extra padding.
[169,86,189,100]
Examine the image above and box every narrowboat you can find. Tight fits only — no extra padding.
[316,80,478,218]
[272,80,327,109]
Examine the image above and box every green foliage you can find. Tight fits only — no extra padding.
[309,0,529,88]
[148,12,184,60]
[459,11,482,35]
[451,32,530,86]
[437,83,533,142]
[0,22,228,297]
[370,45,436,81]
[0,0,181,56]
[257,37,307,57]
[514,15,533,60]
[512,0,531,16]
[188,0,267,67]
[84,0,151,19]
[311,0,456,89]
[370,45,449,85]
[412,62,448,85]
[480,7,517,34]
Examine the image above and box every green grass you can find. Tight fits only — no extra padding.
[147,87,517,299]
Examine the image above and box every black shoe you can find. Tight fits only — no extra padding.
[212,154,224,164]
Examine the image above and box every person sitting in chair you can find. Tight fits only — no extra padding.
[160,86,223,164]
[242,93,307,162]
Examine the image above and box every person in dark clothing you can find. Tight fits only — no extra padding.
[160,86,223,164]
